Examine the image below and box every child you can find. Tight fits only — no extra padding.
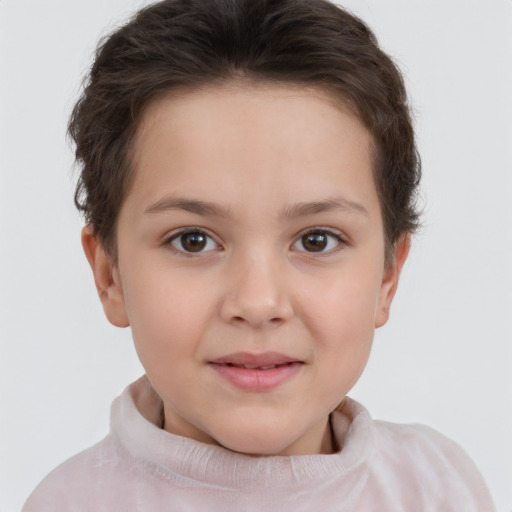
[22,0,495,510]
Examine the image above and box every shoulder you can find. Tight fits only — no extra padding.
[22,435,131,512]
[373,420,480,474]
[370,419,495,511]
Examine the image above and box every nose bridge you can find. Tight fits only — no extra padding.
[220,244,293,327]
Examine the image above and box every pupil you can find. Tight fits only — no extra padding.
[181,232,206,252]
[302,232,327,252]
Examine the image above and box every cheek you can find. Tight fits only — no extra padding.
[121,266,216,362]
[313,282,377,386]
[300,268,382,341]
[297,266,381,391]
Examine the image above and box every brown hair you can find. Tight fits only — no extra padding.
[69,0,421,262]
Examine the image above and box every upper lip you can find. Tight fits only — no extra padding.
[209,352,303,367]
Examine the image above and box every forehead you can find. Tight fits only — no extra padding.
[125,83,379,221]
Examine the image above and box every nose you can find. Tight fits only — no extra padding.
[219,251,294,328]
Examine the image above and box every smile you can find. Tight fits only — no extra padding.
[209,352,304,392]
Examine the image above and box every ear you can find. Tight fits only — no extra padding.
[375,234,410,328]
[81,225,130,328]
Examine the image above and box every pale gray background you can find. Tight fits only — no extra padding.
[1,1,511,510]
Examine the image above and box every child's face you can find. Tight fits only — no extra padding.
[84,84,408,456]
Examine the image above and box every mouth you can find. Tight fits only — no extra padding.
[208,352,304,391]
[210,351,303,367]
[217,362,296,370]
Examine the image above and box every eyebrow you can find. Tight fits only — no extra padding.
[144,195,368,219]
[279,197,368,219]
[145,197,232,219]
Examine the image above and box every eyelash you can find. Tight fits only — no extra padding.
[291,228,346,255]
[163,227,347,256]
[163,227,220,257]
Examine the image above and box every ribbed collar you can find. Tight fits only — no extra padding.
[110,376,375,492]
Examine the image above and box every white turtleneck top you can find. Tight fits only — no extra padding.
[23,376,495,511]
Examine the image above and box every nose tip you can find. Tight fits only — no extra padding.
[222,300,293,328]
[219,263,293,328]
[227,303,291,328]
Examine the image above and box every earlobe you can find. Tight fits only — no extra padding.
[375,234,411,328]
[81,225,130,328]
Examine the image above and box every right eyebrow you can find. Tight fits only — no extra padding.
[144,196,232,219]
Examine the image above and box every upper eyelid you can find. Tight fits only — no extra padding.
[164,226,217,242]
[299,226,340,234]
[294,226,345,241]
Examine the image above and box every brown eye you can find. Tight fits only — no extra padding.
[180,232,206,252]
[302,232,327,252]
[170,230,218,253]
[292,230,342,253]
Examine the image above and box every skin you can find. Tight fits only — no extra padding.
[82,84,409,457]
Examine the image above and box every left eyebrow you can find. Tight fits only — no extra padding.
[279,197,369,219]
[144,196,232,219]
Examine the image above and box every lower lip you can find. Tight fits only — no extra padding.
[209,363,303,391]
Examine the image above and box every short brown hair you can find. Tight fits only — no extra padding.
[70,0,421,262]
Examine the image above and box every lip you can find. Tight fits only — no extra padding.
[208,352,304,392]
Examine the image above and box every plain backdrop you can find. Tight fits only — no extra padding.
[1,0,511,510]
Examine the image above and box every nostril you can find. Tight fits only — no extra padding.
[230,315,284,326]
[220,292,293,327]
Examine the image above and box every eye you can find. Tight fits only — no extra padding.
[292,229,343,253]
[168,229,219,254]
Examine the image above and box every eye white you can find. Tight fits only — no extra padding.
[170,231,219,253]
[292,231,341,253]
